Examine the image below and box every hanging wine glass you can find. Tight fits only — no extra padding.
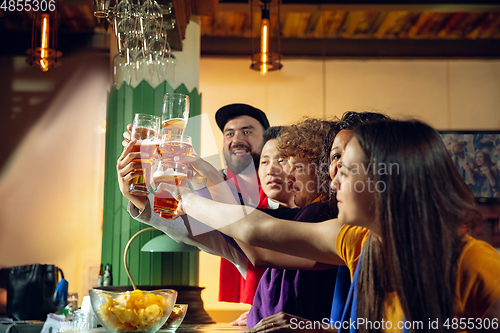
[117,49,133,87]
[121,16,136,31]
[160,22,171,56]
[111,15,126,53]
[107,0,173,87]
[157,46,171,82]
[121,17,136,39]
[129,52,141,86]
[127,31,140,59]
[130,50,148,86]
[115,0,132,19]
[152,17,170,83]
[122,48,133,86]
[145,18,162,39]
[142,0,162,21]
[113,52,127,88]
[167,53,176,82]
[152,0,163,20]
[140,0,154,41]
[147,3,161,42]
[150,35,165,59]
[117,17,135,52]
[142,50,157,84]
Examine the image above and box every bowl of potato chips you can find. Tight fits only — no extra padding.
[90,289,178,333]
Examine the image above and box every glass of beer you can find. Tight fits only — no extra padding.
[157,135,193,162]
[153,161,188,216]
[162,93,189,136]
[128,113,160,196]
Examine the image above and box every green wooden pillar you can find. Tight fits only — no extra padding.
[101,80,201,287]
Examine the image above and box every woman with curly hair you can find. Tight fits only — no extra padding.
[276,117,338,208]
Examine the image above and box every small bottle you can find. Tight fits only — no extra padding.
[103,264,112,286]
[97,264,104,287]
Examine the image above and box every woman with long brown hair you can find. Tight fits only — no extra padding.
[342,119,497,332]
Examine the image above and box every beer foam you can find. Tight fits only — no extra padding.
[153,169,186,178]
[135,139,159,145]
[162,118,186,126]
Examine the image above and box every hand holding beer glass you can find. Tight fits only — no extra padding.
[153,135,193,219]
[157,135,193,162]
[128,113,160,196]
[153,92,191,218]
[153,161,188,217]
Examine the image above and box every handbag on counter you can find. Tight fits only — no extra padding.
[7,264,65,321]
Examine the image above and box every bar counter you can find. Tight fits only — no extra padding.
[0,322,248,333]
[176,323,248,332]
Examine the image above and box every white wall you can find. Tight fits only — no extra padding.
[0,54,108,304]
[199,58,500,157]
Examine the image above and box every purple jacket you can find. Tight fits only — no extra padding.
[247,201,339,327]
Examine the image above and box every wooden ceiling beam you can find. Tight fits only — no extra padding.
[166,0,219,50]
[201,35,500,58]
[215,2,500,13]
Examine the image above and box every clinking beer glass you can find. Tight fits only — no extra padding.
[154,134,193,219]
[153,161,188,216]
[157,135,193,162]
[128,113,160,196]
[162,93,189,136]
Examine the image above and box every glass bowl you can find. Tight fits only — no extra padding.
[159,304,188,332]
[89,289,178,333]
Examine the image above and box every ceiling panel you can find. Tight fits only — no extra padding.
[201,2,500,57]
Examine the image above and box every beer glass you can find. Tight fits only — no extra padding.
[129,113,160,195]
[157,135,193,162]
[153,161,188,216]
[159,212,176,219]
[162,93,189,136]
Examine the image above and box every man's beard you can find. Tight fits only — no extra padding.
[224,150,260,175]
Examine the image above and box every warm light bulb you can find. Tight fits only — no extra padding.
[41,14,50,59]
[40,58,49,72]
[261,18,269,55]
[260,18,269,74]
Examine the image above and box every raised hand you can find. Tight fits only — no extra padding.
[116,138,149,210]
[155,182,193,216]
[174,153,223,187]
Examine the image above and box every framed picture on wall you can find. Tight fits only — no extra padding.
[439,130,500,204]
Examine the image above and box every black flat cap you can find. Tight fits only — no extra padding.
[215,104,270,132]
